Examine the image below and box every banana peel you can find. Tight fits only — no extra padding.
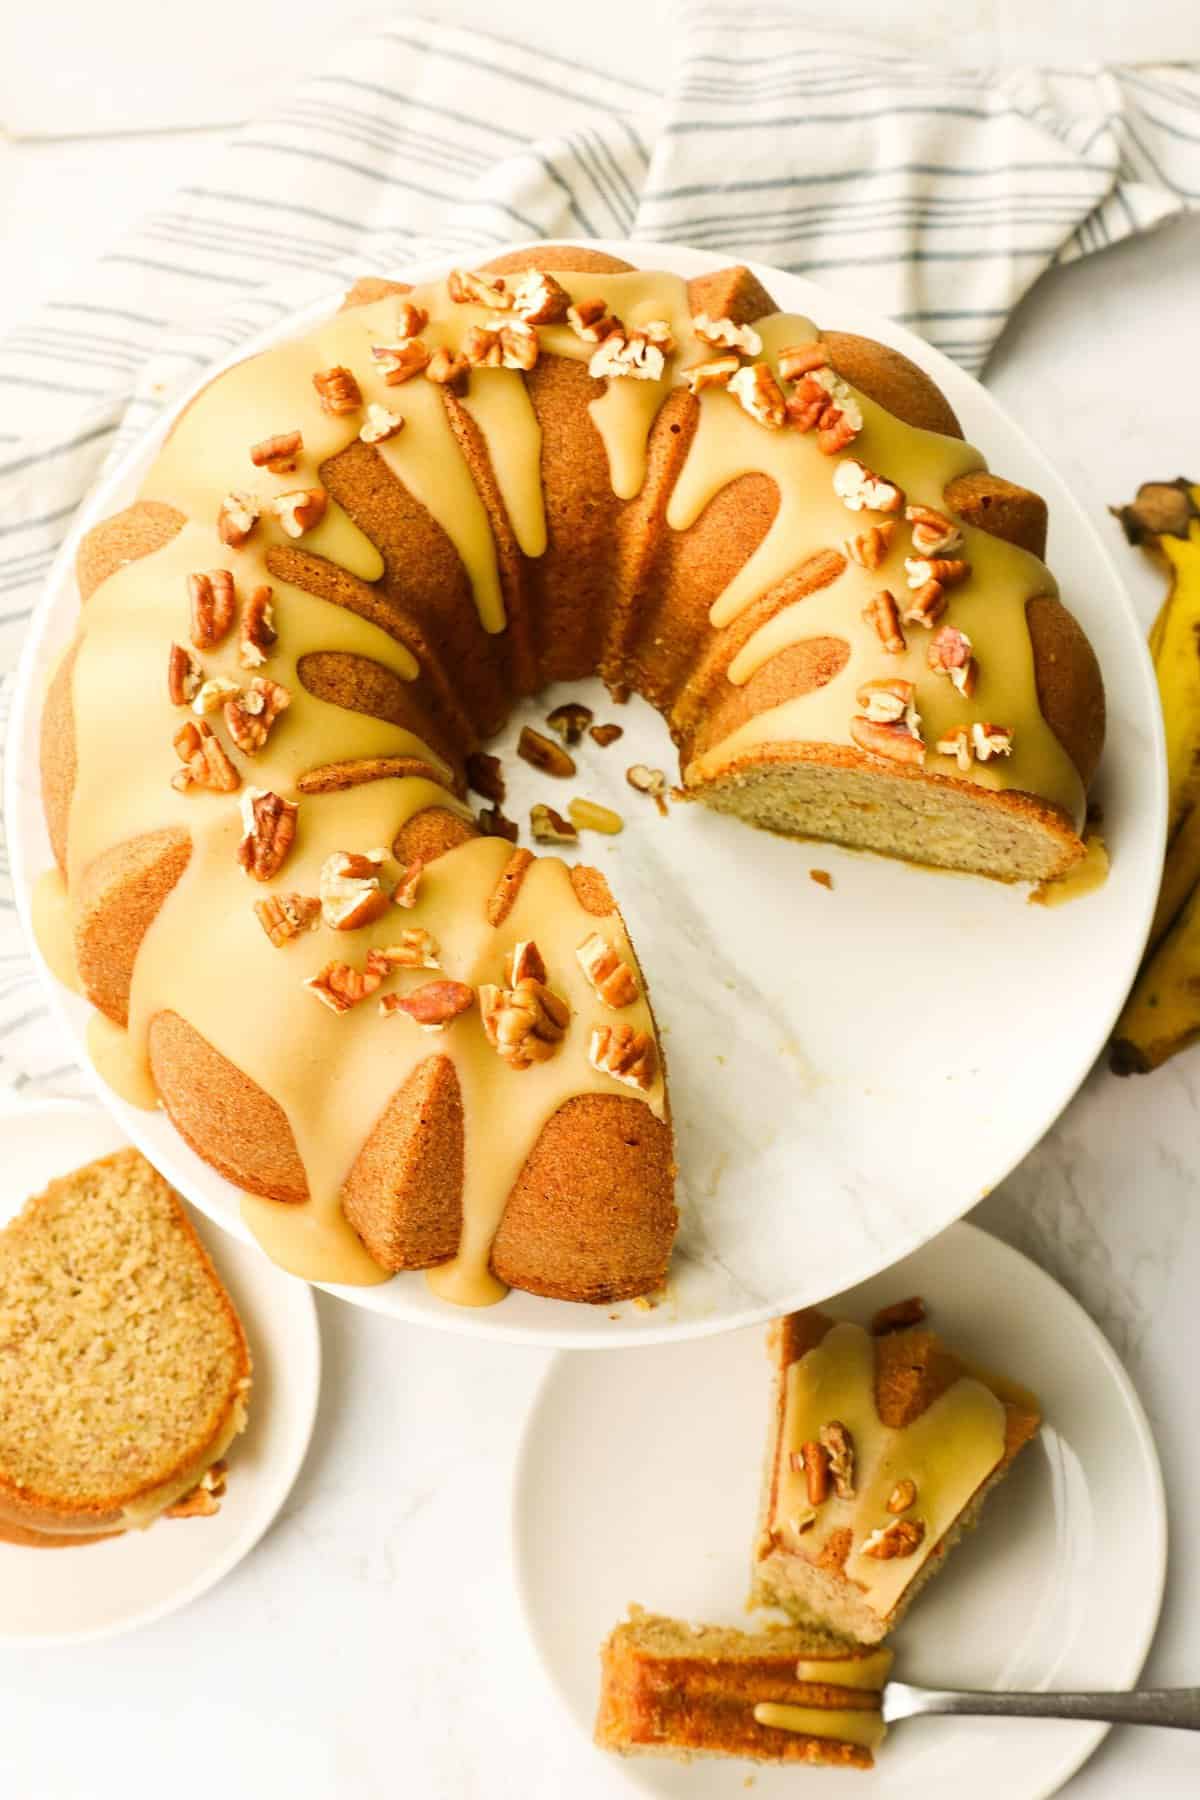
[1112,875,1200,1073]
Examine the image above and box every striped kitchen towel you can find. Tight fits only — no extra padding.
[0,4,1197,1095]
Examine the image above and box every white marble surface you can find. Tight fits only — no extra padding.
[3,3,1200,1795]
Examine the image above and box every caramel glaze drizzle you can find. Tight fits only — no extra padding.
[45,267,1081,1301]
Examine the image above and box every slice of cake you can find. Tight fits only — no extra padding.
[751,1298,1040,1643]
[596,1607,893,1769]
[0,1148,252,1545]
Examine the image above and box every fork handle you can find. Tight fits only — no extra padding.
[906,1686,1200,1730]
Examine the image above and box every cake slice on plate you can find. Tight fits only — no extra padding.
[0,1148,252,1545]
[596,1606,892,1769]
[751,1298,1041,1644]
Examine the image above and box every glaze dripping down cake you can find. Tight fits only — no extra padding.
[38,243,1105,1303]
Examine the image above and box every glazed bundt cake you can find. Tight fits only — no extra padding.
[37,243,1105,1303]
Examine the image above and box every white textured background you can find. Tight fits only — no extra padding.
[3,3,1200,1796]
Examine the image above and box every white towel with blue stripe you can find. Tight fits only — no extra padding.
[1,5,1197,1094]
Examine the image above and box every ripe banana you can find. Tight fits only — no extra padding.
[1112,874,1200,1073]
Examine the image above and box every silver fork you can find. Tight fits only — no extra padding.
[883,1682,1200,1730]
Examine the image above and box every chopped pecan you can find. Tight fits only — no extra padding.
[887,1478,918,1515]
[479,973,569,1067]
[971,721,1014,761]
[465,750,505,804]
[728,362,787,428]
[188,569,237,650]
[568,798,623,835]
[478,805,519,842]
[935,725,972,771]
[305,959,383,1015]
[171,719,240,794]
[861,1517,925,1560]
[237,788,298,880]
[685,354,741,394]
[530,803,578,845]
[366,929,441,973]
[856,678,915,726]
[545,702,592,745]
[588,331,668,382]
[217,490,260,548]
[371,340,430,385]
[508,940,546,985]
[272,488,327,538]
[776,342,831,382]
[844,520,896,570]
[499,319,539,371]
[447,268,511,309]
[588,1022,657,1092]
[511,268,571,324]
[360,403,404,445]
[224,677,290,754]
[167,642,203,706]
[850,715,925,767]
[394,300,429,337]
[312,364,362,415]
[392,859,424,909]
[833,459,904,515]
[906,502,963,557]
[566,297,622,342]
[862,590,906,655]
[870,1295,927,1335]
[319,849,391,930]
[927,625,976,696]
[425,347,470,392]
[380,978,475,1029]
[626,763,668,815]
[819,1421,856,1499]
[800,1440,831,1506]
[462,324,504,368]
[589,722,624,748]
[783,365,863,451]
[254,892,321,947]
[239,584,277,670]
[191,675,241,716]
[905,555,970,591]
[901,581,947,628]
[518,725,575,778]
[577,932,639,1007]
[249,430,302,474]
[692,312,763,357]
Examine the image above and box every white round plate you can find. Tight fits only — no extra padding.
[513,1222,1167,1799]
[4,238,1165,1345]
[0,1099,320,1646]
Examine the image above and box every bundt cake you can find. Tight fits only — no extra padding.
[751,1300,1041,1643]
[596,1607,893,1769]
[36,243,1105,1304]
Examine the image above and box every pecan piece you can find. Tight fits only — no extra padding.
[239,584,277,670]
[465,750,505,805]
[685,354,741,394]
[776,342,830,382]
[589,722,624,748]
[906,503,963,557]
[577,932,639,1008]
[498,319,539,372]
[359,403,405,445]
[272,488,327,538]
[626,764,668,814]
[566,297,622,342]
[237,789,298,880]
[799,1440,831,1506]
[479,974,569,1067]
[395,300,429,337]
[972,721,1014,761]
[254,892,321,947]
[589,331,668,382]
[478,805,519,842]
[518,726,575,778]
[927,625,976,697]
[305,960,383,1015]
[312,365,362,415]
[249,430,302,474]
[870,1295,927,1335]
[855,677,915,726]
[392,859,424,909]
[366,929,440,972]
[833,459,904,515]
[191,676,241,717]
[167,642,203,706]
[905,555,970,592]
[380,979,475,1029]
[447,268,511,309]
[371,340,430,385]
[887,1479,918,1515]
[588,1022,657,1092]
[936,725,972,771]
[862,590,906,655]
[188,569,237,651]
[819,1421,856,1499]
[224,676,291,754]
[530,803,578,845]
[319,849,391,930]
[844,520,896,570]
[507,940,546,985]
[546,702,593,746]
[850,716,925,767]
[217,490,260,548]
[861,1518,925,1561]
[902,581,947,628]
[511,268,571,324]
[426,347,470,392]
[728,362,787,429]
[693,312,763,357]
[171,719,240,794]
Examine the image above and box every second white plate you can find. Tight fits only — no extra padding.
[513,1222,1166,1799]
